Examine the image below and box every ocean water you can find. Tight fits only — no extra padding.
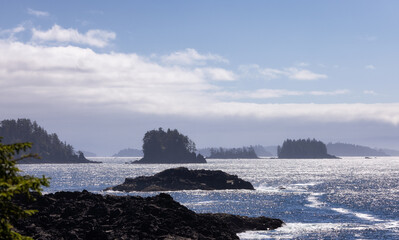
[18,157,399,239]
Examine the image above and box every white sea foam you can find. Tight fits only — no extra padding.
[292,182,323,187]
[238,222,345,239]
[305,192,325,208]
[185,200,219,206]
[331,208,384,222]
[255,185,281,193]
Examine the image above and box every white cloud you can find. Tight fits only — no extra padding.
[0,39,398,126]
[239,64,327,81]
[31,24,116,48]
[161,48,228,65]
[286,67,327,80]
[214,89,349,99]
[295,62,310,67]
[195,67,236,81]
[365,64,376,70]
[309,89,349,96]
[259,68,286,79]
[0,26,26,40]
[27,8,49,17]
[364,90,377,95]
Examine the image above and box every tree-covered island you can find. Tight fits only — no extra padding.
[207,146,259,159]
[278,138,337,159]
[0,119,97,164]
[134,128,206,164]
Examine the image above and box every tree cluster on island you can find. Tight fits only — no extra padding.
[207,146,259,159]
[134,128,206,164]
[278,138,337,159]
[0,119,97,164]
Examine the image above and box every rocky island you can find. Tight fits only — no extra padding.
[278,138,337,159]
[134,128,206,164]
[0,119,98,164]
[14,191,283,239]
[105,167,254,192]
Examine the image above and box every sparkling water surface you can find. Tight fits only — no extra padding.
[19,157,399,239]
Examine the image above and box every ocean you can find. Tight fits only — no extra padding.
[19,157,399,239]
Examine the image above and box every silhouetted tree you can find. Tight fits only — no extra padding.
[138,128,206,163]
[277,138,336,159]
[0,119,93,163]
[208,146,258,159]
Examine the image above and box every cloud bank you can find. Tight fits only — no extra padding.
[0,39,398,126]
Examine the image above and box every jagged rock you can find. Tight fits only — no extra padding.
[105,167,255,192]
[14,191,283,239]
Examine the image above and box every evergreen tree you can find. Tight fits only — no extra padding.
[0,138,49,239]
[139,128,206,163]
[0,119,93,163]
[208,146,258,159]
[278,138,336,159]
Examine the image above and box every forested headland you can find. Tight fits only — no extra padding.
[326,142,388,156]
[135,128,206,164]
[0,119,97,164]
[278,138,337,159]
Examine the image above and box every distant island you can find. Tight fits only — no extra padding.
[326,143,388,157]
[198,145,273,158]
[106,167,254,192]
[134,128,206,164]
[278,138,337,159]
[113,148,143,157]
[0,119,98,164]
[378,148,399,156]
[207,146,258,159]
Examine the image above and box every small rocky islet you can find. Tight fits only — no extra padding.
[14,191,283,240]
[105,167,255,192]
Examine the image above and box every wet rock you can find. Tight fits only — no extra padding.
[105,167,255,192]
[14,191,283,239]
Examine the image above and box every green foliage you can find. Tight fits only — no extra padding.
[277,138,336,159]
[0,119,90,163]
[0,138,49,239]
[208,147,258,159]
[140,128,206,163]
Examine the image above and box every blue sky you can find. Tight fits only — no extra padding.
[0,1,398,155]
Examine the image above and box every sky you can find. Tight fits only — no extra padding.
[0,1,398,155]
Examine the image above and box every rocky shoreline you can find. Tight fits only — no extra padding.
[14,191,283,239]
[105,167,255,192]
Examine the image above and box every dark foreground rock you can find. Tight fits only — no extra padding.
[14,191,283,240]
[105,167,255,192]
